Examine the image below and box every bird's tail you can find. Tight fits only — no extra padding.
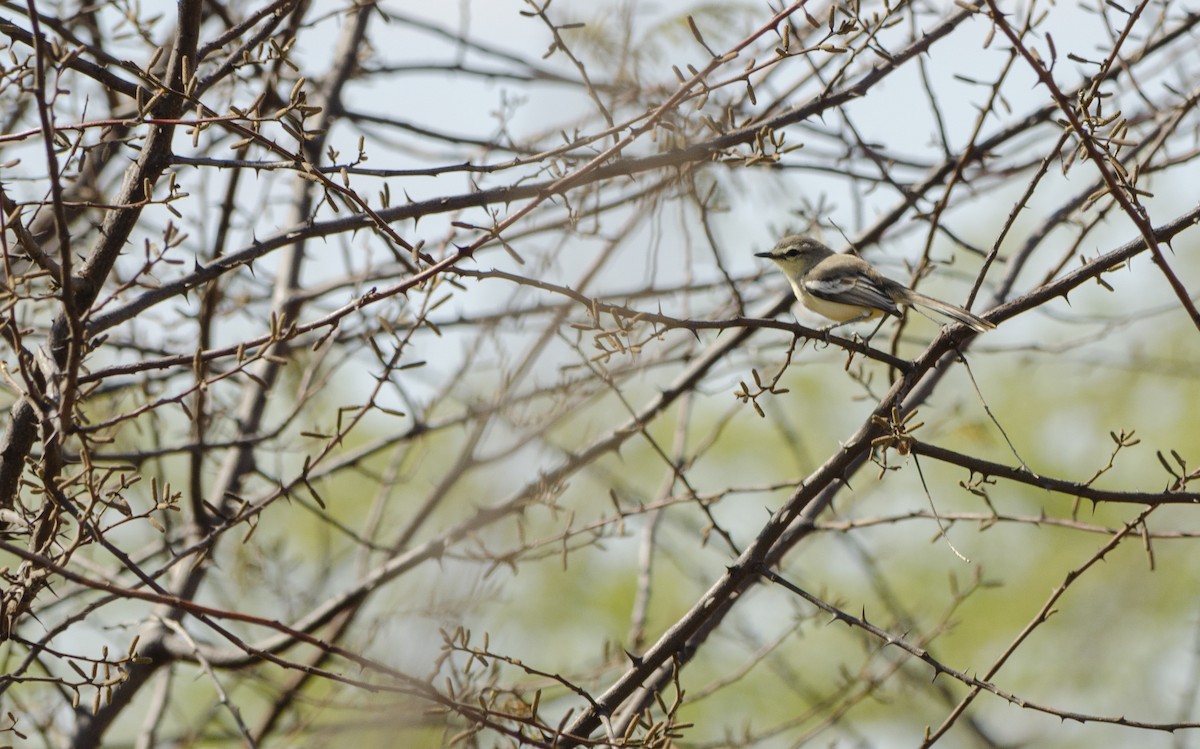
[905,291,994,333]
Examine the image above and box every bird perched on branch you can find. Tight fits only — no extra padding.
[756,235,994,333]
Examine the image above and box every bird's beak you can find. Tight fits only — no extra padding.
[754,251,773,258]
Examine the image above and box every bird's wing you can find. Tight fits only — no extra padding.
[803,257,902,316]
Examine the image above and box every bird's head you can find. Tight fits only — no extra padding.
[754,235,834,274]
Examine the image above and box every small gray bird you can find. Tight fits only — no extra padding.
[756,235,994,333]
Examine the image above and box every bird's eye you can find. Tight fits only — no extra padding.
[786,249,800,257]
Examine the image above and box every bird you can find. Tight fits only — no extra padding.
[756,235,994,333]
